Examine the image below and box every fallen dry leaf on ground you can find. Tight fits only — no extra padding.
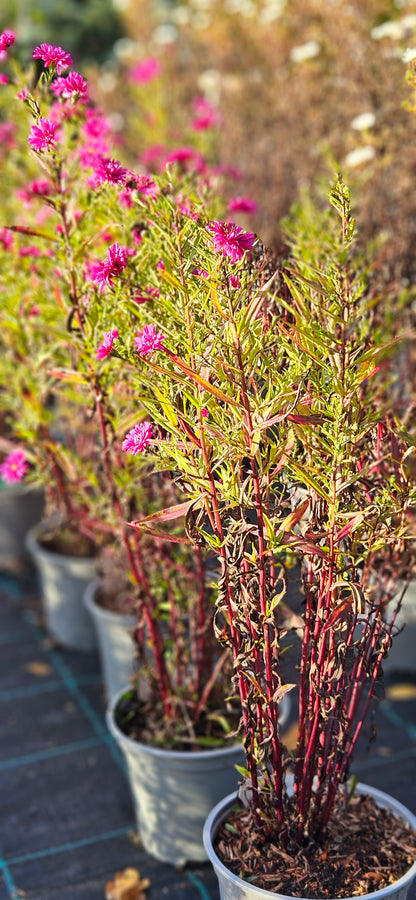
[25,661,52,676]
[105,867,150,900]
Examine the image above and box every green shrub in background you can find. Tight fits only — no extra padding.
[0,0,125,65]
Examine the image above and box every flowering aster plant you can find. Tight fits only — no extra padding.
[0,32,247,747]
[3,30,416,886]
[104,171,416,885]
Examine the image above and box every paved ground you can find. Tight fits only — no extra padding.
[0,568,415,900]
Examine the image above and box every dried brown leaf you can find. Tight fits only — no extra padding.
[105,867,150,900]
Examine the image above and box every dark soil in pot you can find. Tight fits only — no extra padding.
[38,524,96,558]
[214,790,416,898]
[114,688,241,753]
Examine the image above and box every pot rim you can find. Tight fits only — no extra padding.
[107,685,244,761]
[25,522,96,567]
[83,578,137,625]
[203,788,416,900]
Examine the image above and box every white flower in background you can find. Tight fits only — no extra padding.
[152,24,178,45]
[344,146,375,168]
[259,0,287,24]
[371,21,402,40]
[403,46,416,61]
[99,71,117,93]
[107,112,124,132]
[198,68,222,103]
[351,111,376,131]
[225,0,255,15]
[290,41,321,63]
[171,6,192,26]
[113,38,139,61]
[192,12,212,28]
[402,14,416,30]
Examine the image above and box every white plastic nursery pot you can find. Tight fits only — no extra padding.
[26,523,97,652]
[0,483,44,572]
[203,784,416,900]
[106,686,247,867]
[383,580,416,675]
[83,579,137,701]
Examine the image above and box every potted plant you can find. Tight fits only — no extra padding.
[109,169,416,898]
[0,31,251,864]
[0,431,44,573]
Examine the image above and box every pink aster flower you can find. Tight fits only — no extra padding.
[166,146,206,173]
[0,30,15,53]
[130,57,160,84]
[191,97,219,131]
[33,43,73,75]
[140,144,166,171]
[208,221,255,263]
[94,157,128,185]
[83,107,111,140]
[227,196,258,215]
[133,286,160,305]
[122,422,153,455]
[134,324,166,355]
[28,117,58,152]
[90,242,128,293]
[96,328,119,360]
[130,174,159,198]
[0,74,8,85]
[17,178,53,205]
[230,274,240,289]
[0,121,16,150]
[0,228,13,250]
[0,449,28,484]
[50,71,88,101]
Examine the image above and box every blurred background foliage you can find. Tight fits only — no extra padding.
[2,0,416,295]
[0,0,125,64]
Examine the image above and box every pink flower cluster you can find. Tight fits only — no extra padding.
[90,242,128,293]
[0,228,13,251]
[131,174,159,198]
[227,196,258,215]
[51,72,88,101]
[17,179,53,205]
[133,286,160,305]
[191,97,219,131]
[96,329,119,360]
[134,324,166,356]
[0,449,28,484]
[166,146,206,174]
[0,30,15,53]
[130,57,160,84]
[79,108,112,170]
[94,157,128,186]
[122,422,153,455]
[208,221,255,263]
[28,118,58,152]
[33,43,73,75]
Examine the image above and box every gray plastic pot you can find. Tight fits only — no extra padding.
[107,686,246,867]
[26,523,97,651]
[83,579,137,702]
[383,580,416,675]
[203,783,416,900]
[0,483,44,572]
[107,686,291,867]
